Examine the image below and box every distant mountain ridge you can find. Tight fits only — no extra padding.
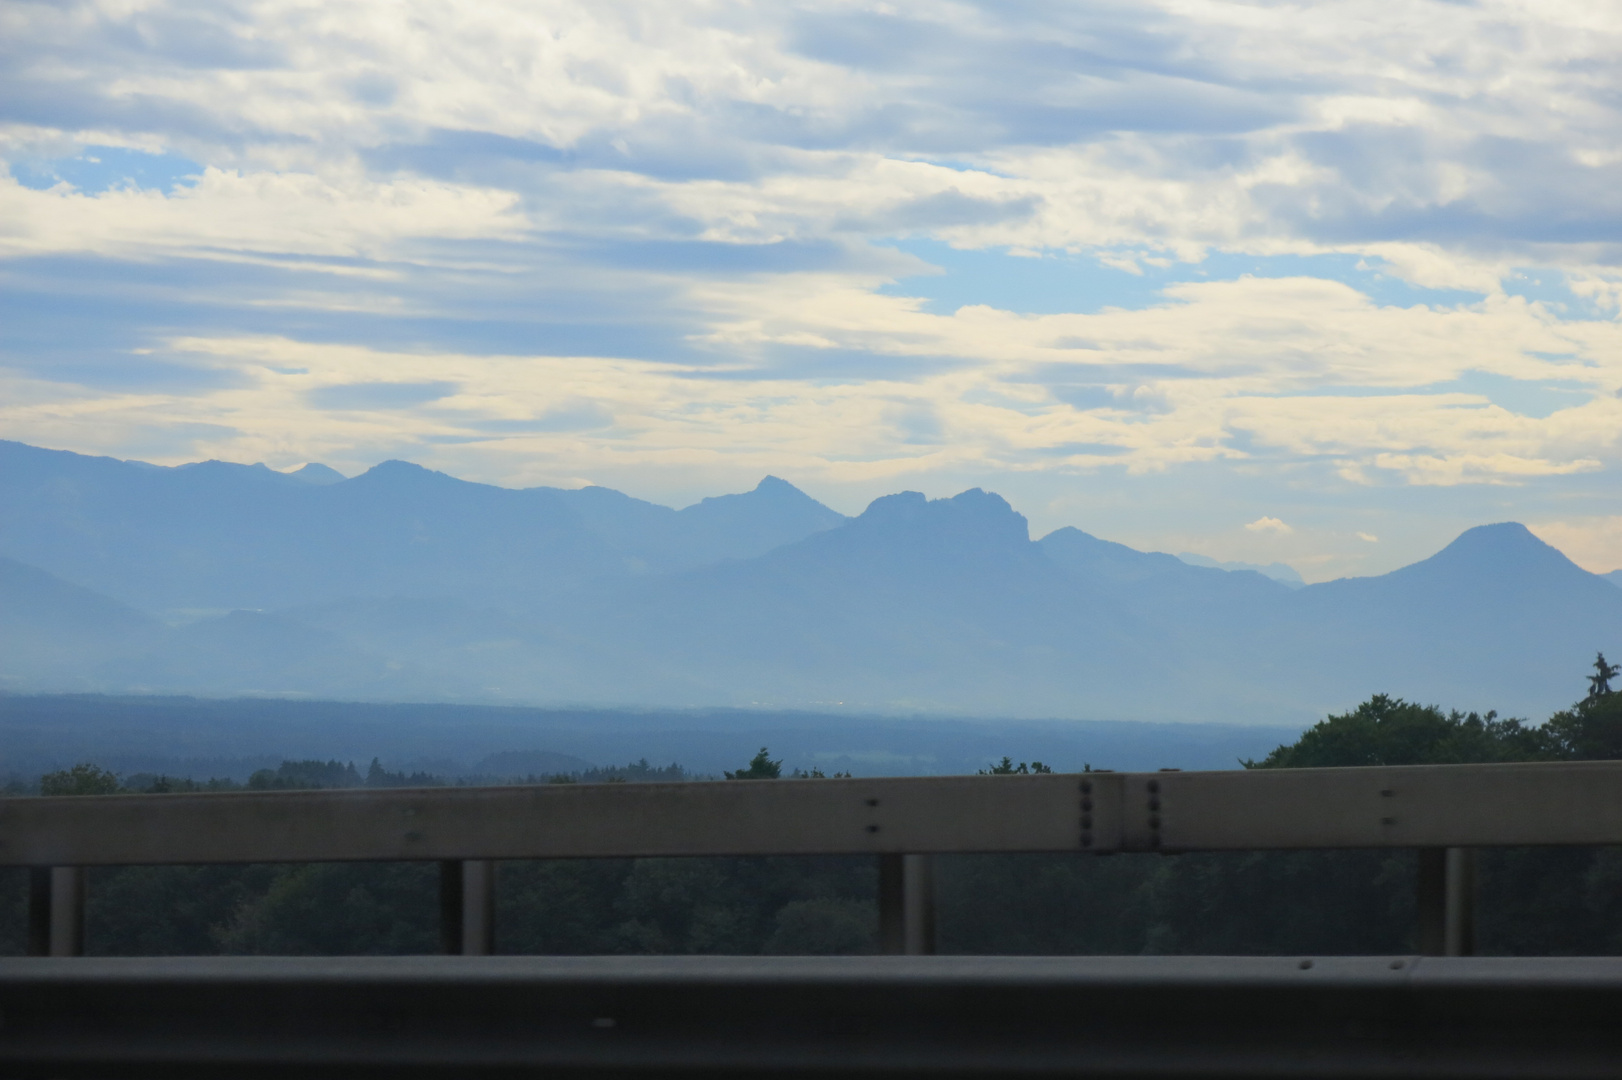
[0,440,846,611]
[1,440,1617,724]
[1176,552,1305,588]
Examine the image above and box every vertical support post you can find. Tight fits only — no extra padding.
[439,860,464,955]
[878,853,904,955]
[1418,847,1475,956]
[902,853,936,956]
[44,867,86,957]
[1444,847,1477,958]
[26,867,51,957]
[461,859,496,956]
[1417,847,1445,956]
[878,853,936,955]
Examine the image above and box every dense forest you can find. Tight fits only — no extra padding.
[3,659,1620,957]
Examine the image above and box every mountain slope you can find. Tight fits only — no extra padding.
[0,440,843,612]
[0,556,159,690]
[1271,524,1622,716]
[548,490,1183,715]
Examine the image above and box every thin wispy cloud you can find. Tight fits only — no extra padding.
[2,0,1620,578]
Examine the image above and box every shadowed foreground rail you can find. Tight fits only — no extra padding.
[4,954,1622,1078]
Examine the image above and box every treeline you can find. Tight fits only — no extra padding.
[7,755,692,797]
[3,660,1620,957]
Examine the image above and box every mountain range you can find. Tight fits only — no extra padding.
[2,439,1618,725]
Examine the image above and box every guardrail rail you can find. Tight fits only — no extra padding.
[5,760,1622,1077]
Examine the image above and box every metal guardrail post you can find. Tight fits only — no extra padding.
[1417,848,1445,955]
[461,859,496,956]
[1418,847,1475,957]
[902,853,936,956]
[34,867,87,957]
[26,868,50,957]
[438,860,463,955]
[878,854,935,955]
[1444,847,1477,958]
[878,854,903,954]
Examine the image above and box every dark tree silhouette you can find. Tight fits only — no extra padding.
[1588,652,1620,700]
[725,747,782,780]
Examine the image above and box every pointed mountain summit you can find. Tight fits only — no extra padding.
[1384,522,1592,591]
[674,476,847,561]
[1282,522,1622,718]
[287,462,346,485]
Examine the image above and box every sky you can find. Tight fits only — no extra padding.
[2,0,1621,582]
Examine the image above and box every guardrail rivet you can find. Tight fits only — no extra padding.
[1381,789,1395,797]
[1298,959,1313,970]
[1381,817,1397,826]
[866,799,879,807]
[865,825,880,834]
[1389,960,1405,970]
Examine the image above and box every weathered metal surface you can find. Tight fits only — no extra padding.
[0,774,1095,866]
[1140,761,1622,852]
[1,761,1620,868]
[3,955,1622,1077]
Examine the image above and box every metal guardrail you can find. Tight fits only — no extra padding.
[6,954,1622,1078]
[4,761,1621,958]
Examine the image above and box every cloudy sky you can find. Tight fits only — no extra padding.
[3,0,1620,580]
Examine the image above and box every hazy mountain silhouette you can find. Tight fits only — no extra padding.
[2,441,1617,723]
[0,556,157,691]
[1605,569,1622,589]
[1175,552,1305,587]
[0,441,845,612]
[1267,523,1622,717]
[547,489,1175,715]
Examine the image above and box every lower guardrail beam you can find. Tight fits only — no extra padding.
[4,955,1622,1078]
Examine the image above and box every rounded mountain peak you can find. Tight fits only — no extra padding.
[855,488,1030,544]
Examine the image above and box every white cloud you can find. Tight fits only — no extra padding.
[0,168,524,261]
[1245,517,1293,534]
[1357,532,1379,543]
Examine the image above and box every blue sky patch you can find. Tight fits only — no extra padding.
[11,145,201,194]
[1500,268,1616,322]
[1434,370,1595,419]
[877,240,1485,315]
